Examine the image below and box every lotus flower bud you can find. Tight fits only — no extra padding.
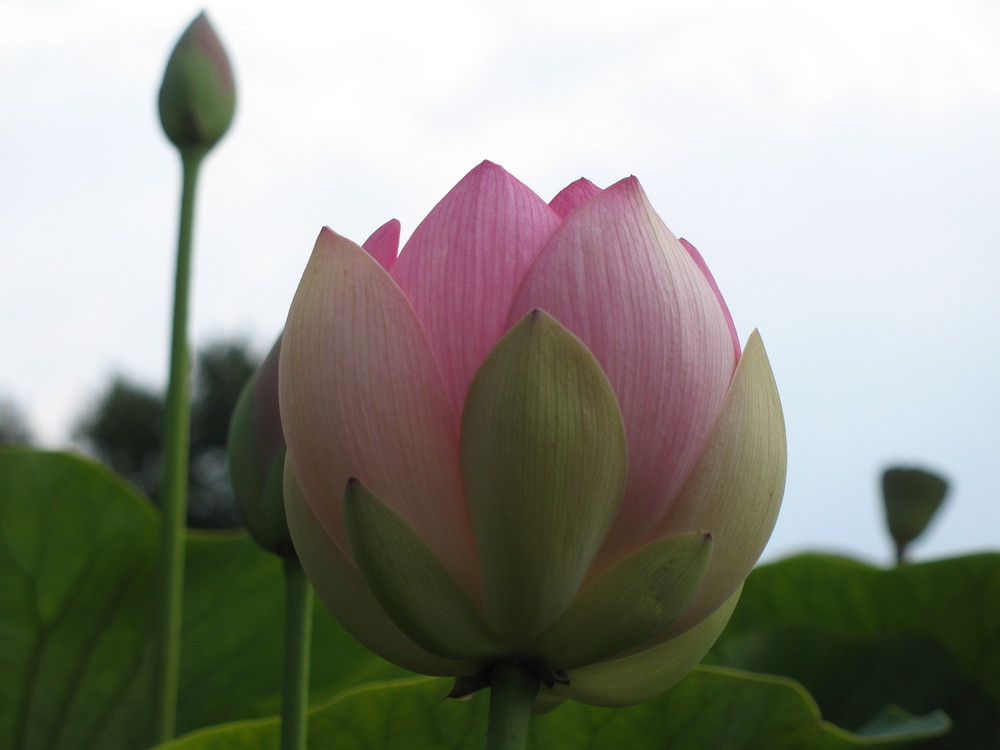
[279,162,786,706]
[882,466,948,563]
[228,337,294,557]
[158,12,235,153]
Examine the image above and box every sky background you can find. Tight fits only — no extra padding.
[2,0,998,564]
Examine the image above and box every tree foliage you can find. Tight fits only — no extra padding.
[74,339,259,528]
[0,398,33,446]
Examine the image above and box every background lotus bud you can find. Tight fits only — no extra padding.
[228,337,294,557]
[279,162,786,706]
[158,12,235,153]
[882,466,948,564]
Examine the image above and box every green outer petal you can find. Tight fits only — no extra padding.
[533,532,712,671]
[343,479,506,661]
[461,310,627,647]
[552,586,741,707]
[284,463,476,676]
[653,330,785,636]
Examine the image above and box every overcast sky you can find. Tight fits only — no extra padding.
[2,0,998,563]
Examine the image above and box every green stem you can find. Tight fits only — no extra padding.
[153,147,204,744]
[894,541,908,567]
[281,556,314,750]
[485,661,540,750]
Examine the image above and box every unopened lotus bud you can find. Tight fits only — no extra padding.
[278,162,786,707]
[158,12,235,153]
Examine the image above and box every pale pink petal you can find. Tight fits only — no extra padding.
[680,238,740,361]
[654,331,785,637]
[279,228,479,598]
[509,177,738,567]
[362,219,401,272]
[549,178,602,218]
[391,161,561,421]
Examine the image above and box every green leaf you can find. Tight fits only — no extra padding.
[155,668,947,749]
[710,553,1000,748]
[0,449,409,750]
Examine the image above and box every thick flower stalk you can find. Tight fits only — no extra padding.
[279,162,785,707]
[227,336,314,750]
[153,12,235,743]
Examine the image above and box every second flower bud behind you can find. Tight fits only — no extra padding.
[228,337,295,558]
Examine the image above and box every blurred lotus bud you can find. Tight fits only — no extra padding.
[882,466,948,564]
[158,12,235,153]
[228,337,294,557]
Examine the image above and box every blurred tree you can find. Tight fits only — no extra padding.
[76,377,164,495]
[75,339,259,528]
[0,398,33,446]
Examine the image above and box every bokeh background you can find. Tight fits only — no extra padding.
[2,0,997,561]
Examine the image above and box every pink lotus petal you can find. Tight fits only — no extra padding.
[279,228,479,598]
[509,177,738,566]
[680,238,740,361]
[549,177,602,218]
[391,161,561,421]
[362,219,401,272]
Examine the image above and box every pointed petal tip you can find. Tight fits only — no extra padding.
[548,177,603,218]
[585,175,650,214]
[362,218,401,272]
[743,329,768,357]
[608,174,643,193]
[310,227,357,261]
[471,159,505,175]
[512,308,553,329]
[312,227,384,268]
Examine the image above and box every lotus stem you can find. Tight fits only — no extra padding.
[281,556,314,750]
[485,660,540,750]
[153,147,204,743]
